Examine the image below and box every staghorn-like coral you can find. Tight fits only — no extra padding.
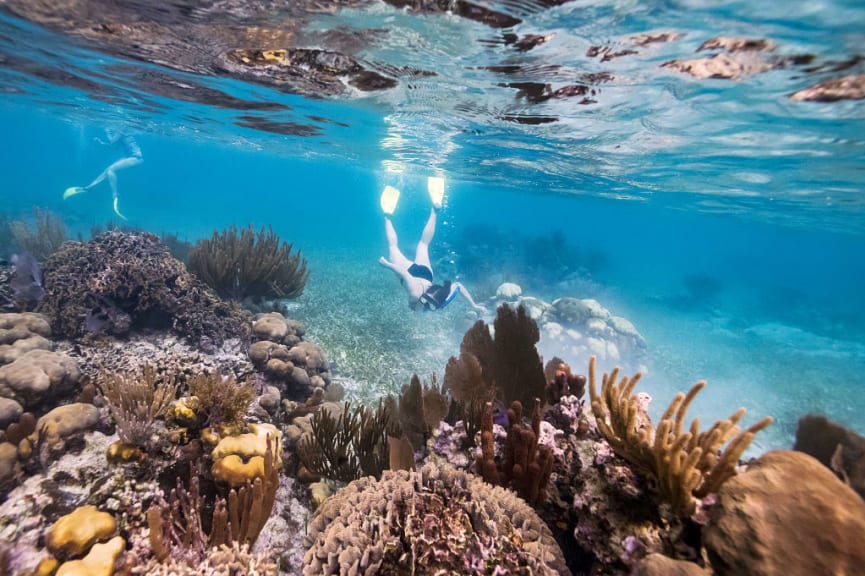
[187,225,309,302]
[588,356,774,516]
[97,364,179,453]
[303,463,571,576]
[36,231,251,347]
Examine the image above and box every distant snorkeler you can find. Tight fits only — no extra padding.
[379,177,487,314]
[63,127,143,220]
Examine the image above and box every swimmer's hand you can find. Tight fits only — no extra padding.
[473,304,489,315]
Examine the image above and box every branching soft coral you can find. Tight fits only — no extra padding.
[97,364,178,451]
[588,356,773,516]
[188,225,309,302]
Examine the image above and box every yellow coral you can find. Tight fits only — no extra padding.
[46,505,116,557]
[106,441,147,464]
[213,454,266,487]
[33,558,58,576]
[212,423,282,487]
[55,536,125,576]
[588,356,773,516]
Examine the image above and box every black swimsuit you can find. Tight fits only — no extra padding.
[407,263,433,282]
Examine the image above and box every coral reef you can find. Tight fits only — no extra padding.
[303,464,571,575]
[37,231,251,347]
[589,356,773,516]
[188,225,309,302]
[211,423,282,488]
[9,208,67,262]
[131,542,277,575]
[0,349,81,409]
[55,535,125,576]
[545,357,587,405]
[391,373,447,451]
[248,312,331,401]
[45,505,116,559]
[0,312,53,364]
[149,451,280,560]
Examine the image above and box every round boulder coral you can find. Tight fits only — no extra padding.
[303,464,570,575]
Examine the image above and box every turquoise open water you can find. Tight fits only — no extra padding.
[1,1,864,452]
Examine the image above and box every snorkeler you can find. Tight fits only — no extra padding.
[379,177,487,314]
[63,128,143,220]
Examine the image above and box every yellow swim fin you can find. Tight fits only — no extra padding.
[427,176,444,209]
[63,186,86,200]
[113,196,128,221]
[380,185,400,215]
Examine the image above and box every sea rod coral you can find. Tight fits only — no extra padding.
[588,356,773,516]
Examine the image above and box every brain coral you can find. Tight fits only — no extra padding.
[37,231,250,346]
[303,464,570,576]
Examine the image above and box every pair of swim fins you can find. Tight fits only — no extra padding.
[380,176,445,214]
[63,186,128,220]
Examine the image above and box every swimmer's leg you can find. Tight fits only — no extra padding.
[414,208,436,269]
[385,217,411,267]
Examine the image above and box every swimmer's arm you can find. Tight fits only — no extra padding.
[451,282,487,314]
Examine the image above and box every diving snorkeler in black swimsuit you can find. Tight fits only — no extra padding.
[63,128,143,220]
[378,178,487,313]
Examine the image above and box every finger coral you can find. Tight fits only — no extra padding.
[588,356,773,516]
[303,463,571,575]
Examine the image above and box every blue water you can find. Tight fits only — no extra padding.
[2,1,864,453]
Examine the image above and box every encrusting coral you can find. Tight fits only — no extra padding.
[588,355,773,516]
[303,463,571,575]
[187,224,309,302]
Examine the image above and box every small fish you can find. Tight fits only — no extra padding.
[10,252,45,303]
